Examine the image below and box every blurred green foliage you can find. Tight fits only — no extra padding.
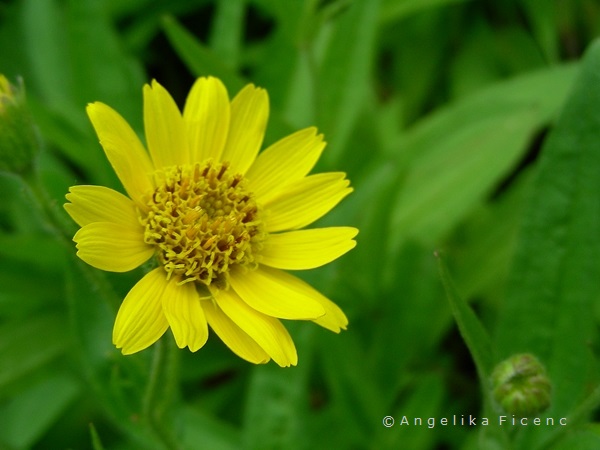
[1,0,600,449]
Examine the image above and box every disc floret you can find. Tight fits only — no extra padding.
[141,161,265,287]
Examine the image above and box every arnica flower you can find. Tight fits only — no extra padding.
[64,77,357,367]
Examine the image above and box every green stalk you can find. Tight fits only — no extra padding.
[143,337,181,450]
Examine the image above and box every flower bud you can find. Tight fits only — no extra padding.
[492,353,551,417]
[0,75,40,175]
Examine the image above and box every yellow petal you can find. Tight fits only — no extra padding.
[260,227,358,270]
[86,102,154,206]
[113,268,169,354]
[220,84,268,174]
[229,266,325,319]
[311,297,349,333]
[144,80,189,167]
[201,299,270,364]
[183,77,230,163]
[263,173,352,232]
[260,272,348,333]
[246,127,325,203]
[74,222,154,272]
[64,185,139,228]
[162,278,208,352]
[211,287,297,367]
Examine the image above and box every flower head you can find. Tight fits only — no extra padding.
[0,75,39,174]
[65,77,357,366]
[492,353,552,417]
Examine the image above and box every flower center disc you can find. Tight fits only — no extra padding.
[141,162,264,287]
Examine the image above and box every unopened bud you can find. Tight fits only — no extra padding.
[492,353,551,417]
[0,75,40,175]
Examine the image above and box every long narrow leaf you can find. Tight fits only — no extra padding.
[494,39,600,446]
[436,253,495,388]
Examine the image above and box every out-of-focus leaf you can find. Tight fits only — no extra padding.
[379,0,472,23]
[209,0,244,69]
[318,330,384,449]
[89,423,106,450]
[281,50,316,128]
[449,19,503,99]
[520,0,560,62]
[449,21,545,99]
[21,0,73,109]
[66,0,145,127]
[179,406,240,450]
[371,242,450,388]
[326,161,399,299]
[384,7,451,124]
[389,63,578,250]
[28,98,107,180]
[550,429,600,450]
[317,0,380,166]
[0,263,62,319]
[162,15,246,92]
[106,0,154,19]
[436,254,494,392]
[494,26,547,74]
[373,374,445,450]
[0,234,65,319]
[241,326,311,450]
[393,110,538,247]
[65,257,158,449]
[0,314,69,395]
[437,254,511,448]
[0,3,28,76]
[450,168,534,303]
[0,372,81,449]
[0,234,65,273]
[494,39,600,449]
[119,0,208,53]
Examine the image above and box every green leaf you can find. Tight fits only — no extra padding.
[0,314,69,395]
[317,0,380,166]
[27,97,107,180]
[373,373,445,450]
[318,330,384,448]
[21,0,73,108]
[366,241,450,392]
[437,254,513,448]
[436,253,495,393]
[180,406,240,450]
[241,332,311,450]
[379,0,473,24]
[0,372,81,449]
[161,15,246,92]
[449,168,534,303]
[208,0,244,69]
[389,64,578,250]
[328,161,400,299]
[89,423,106,450]
[449,21,546,99]
[66,0,145,126]
[550,428,600,450]
[65,257,158,449]
[494,39,600,444]
[520,0,560,63]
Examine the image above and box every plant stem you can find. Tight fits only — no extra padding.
[143,338,181,450]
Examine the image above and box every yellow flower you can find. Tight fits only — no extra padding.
[64,77,357,367]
